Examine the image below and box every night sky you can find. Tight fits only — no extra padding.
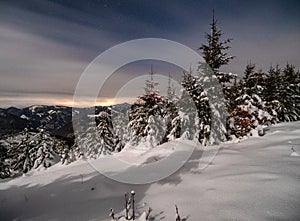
[1,0,300,107]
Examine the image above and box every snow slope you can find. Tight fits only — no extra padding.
[0,122,300,220]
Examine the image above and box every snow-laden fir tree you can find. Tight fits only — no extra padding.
[294,67,300,119]
[278,64,299,121]
[228,64,272,138]
[199,64,228,144]
[1,128,74,177]
[264,64,300,122]
[164,74,180,142]
[57,143,76,165]
[128,101,149,146]
[97,111,117,153]
[33,129,60,170]
[128,67,172,147]
[176,88,199,140]
[128,66,163,146]
[264,65,282,122]
[217,72,240,109]
[111,111,129,151]
[144,115,164,148]
[163,100,180,142]
[167,115,181,141]
[181,68,210,144]
[75,122,93,158]
[9,130,37,174]
[7,129,63,174]
[76,112,116,158]
[264,65,283,123]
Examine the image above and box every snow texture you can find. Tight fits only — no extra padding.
[0,122,300,220]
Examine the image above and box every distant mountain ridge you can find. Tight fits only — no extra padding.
[0,103,131,140]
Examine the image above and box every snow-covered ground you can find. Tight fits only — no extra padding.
[1,122,300,220]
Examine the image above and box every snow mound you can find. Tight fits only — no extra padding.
[291,151,299,157]
[117,139,184,165]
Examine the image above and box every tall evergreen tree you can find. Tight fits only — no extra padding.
[97,111,117,153]
[199,11,235,74]
[198,11,235,142]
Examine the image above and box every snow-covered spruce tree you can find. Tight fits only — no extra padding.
[200,64,228,144]
[75,120,99,159]
[164,100,180,142]
[133,91,166,147]
[228,64,272,138]
[83,121,101,158]
[97,111,116,154]
[33,129,60,170]
[76,112,116,158]
[176,88,199,140]
[181,68,211,144]
[243,63,266,99]
[166,114,181,141]
[8,129,65,174]
[264,65,282,122]
[111,111,129,152]
[264,64,300,122]
[217,72,241,109]
[197,12,235,143]
[128,101,149,146]
[9,130,37,174]
[128,67,172,147]
[144,114,164,148]
[164,74,180,142]
[294,67,300,119]
[279,64,299,121]
[213,71,241,136]
[57,143,76,165]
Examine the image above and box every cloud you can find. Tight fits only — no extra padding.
[0,3,118,107]
[0,24,86,94]
[0,0,300,107]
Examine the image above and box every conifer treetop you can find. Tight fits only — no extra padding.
[199,10,235,73]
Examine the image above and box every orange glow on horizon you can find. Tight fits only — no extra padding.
[60,99,116,107]
[0,95,136,108]
[60,97,135,107]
